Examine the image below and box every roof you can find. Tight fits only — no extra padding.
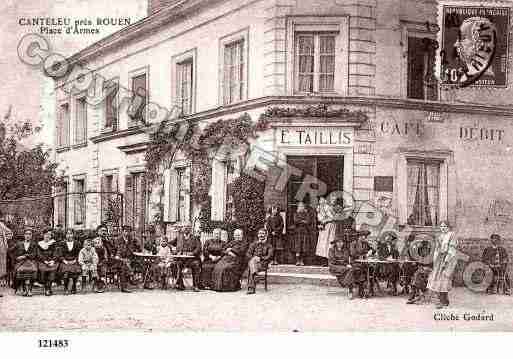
[66,0,216,66]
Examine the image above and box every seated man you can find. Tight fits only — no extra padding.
[349,230,374,298]
[482,234,511,295]
[174,226,202,292]
[114,225,139,293]
[377,232,400,295]
[246,228,273,295]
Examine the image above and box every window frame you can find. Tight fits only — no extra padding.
[74,93,88,146]
[128,66,150,128]
[171,48,197,116]
[57,101,70,149]
[218,28,249,106]
[102,77,119,132]
[286,16,349,96]
[72,175,86,226]
[395,149,453,227]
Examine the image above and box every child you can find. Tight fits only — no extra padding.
[153,237,174,289]
[78,239,102,293]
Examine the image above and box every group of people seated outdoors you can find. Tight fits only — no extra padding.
[328,227,511,305]
[6,223,274,297]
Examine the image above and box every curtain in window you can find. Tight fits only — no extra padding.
[223,40,244,105]
[58,104,69,147]
[177,61,192,115]
[297,35,314,92]
[75,99,87,144]
[319,35,335,91]
[407,162,439,226]
[73,180,85,225]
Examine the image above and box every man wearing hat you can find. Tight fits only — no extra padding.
[377,232,400,295]
[114,225,139,293]
[174,225,202,292]
[349,230,375,298]
[482,234,510,295]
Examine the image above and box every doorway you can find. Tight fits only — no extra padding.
[285,155,344,265]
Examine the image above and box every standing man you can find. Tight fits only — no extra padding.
[175,226,202,292]
[246,228,274,295]
[482,234,510,295]
[114,225,139,293]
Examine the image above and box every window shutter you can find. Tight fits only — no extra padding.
[137,174,147,235]
[124,175,134,228]
[184,166,191,222]
[407,37,425,100]
[211,159,226,221]
[169,169,179,222]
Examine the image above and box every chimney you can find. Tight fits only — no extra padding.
[148,0,183,15]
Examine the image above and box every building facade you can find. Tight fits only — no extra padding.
[52,0,513,277]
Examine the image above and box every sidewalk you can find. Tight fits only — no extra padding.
[1,284,512,331]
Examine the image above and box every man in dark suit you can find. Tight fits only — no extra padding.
[174,226,202,292]
[246,228,274,295]
[482,234,510,295]
[377,232,400,295]
[114,225,139,293]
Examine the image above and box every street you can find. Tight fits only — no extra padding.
[1,284,512,331]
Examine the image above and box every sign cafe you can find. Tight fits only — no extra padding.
[278,127,354,147]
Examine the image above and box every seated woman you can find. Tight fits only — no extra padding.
[328,236,356,298]
[36,229,59,296]
[211,229,248,292]
[13,228,38,296]
[200,228,225,289]
[57,228,82,294]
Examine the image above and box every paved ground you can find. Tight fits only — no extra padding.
[1,284,512,332]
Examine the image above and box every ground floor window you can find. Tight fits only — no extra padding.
[406,159,440,226]
[125,172,147,236]
[73,178,85,225]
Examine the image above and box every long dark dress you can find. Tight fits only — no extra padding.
[13,241,38,280]
[328,244,353,287]
[211,239,248,292]
[266,214,284,251]
[201,238,225,289]
[37,240,59,282]
[57,241,82,278]
[293,210,312,254]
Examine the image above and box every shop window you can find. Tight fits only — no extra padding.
[406,159,440,226]
[295,33,336,93]
[57,103,70,148]
[74,96,87,145]
[407,37,438,100]
[73,177,86,225]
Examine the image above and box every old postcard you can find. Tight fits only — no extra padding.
[2,0,513,349]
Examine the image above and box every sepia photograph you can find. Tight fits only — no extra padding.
[1,0,513,354]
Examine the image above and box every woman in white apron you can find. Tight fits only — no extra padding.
[427,221,459,309]
[316,197,336,260]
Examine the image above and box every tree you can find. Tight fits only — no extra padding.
[230,173,266,239]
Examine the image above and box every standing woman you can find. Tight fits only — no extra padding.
[37,228,59,296]
[266,205,284,265]
[427,221,459,309]
[293,202,312,266]
[13,228,38,296]
[316,197,336,263]
[57,229,82,294]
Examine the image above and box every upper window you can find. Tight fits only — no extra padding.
[223,39,246,105]
[177,59,194,115]
[295,33,336,93]
[407,37,438,100]
[74,96,87,145]
[128,69,148,127]
[57,102,70,148]
[104,79,119,130]
[406,159,440,226]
